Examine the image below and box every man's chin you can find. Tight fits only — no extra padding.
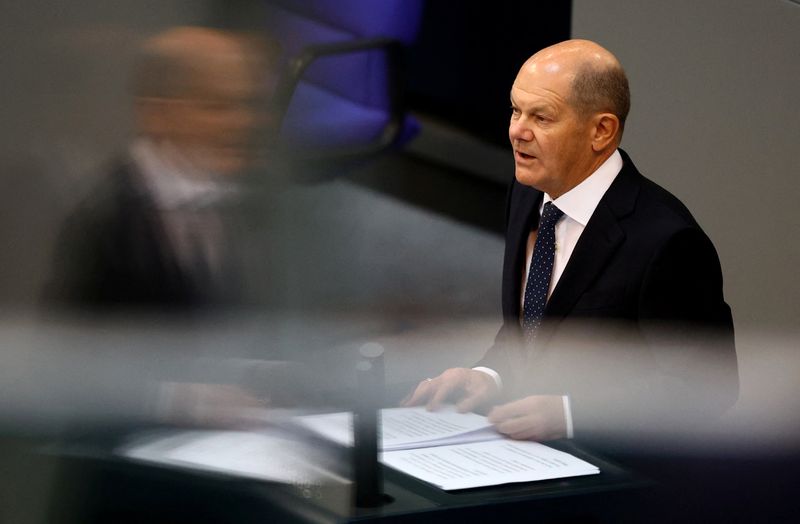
[195,151,250,177]
[514,168,546,190]
[213,158,249,177]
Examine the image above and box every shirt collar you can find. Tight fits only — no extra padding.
[130,138,238,210]
[542,149,623,226]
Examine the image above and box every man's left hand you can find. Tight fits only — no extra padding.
[488,395,567,441]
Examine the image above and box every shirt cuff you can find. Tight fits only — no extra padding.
[562,395,574,439]
[472,366,502,391]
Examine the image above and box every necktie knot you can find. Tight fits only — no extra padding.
[540,202,564,230]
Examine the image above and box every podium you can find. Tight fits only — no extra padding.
[44,428,646,523]
[274,440,646,523]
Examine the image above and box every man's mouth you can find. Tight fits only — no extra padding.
[515,150,535,161]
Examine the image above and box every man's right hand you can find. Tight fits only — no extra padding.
[402,367,499,413]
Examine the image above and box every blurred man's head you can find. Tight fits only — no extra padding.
[509,39,629,197]
[133,27,278,176]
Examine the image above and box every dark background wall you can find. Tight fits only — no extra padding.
[407,0,571,146]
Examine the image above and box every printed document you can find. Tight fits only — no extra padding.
[297,405,498,451]
[121,429,346,485]
[297,406,599,490]
[381,439,599,490]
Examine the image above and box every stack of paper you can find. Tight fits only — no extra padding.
[298,406,600,491]
[121,429,346,486]
[296,406,498,451]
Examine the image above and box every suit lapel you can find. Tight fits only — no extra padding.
[537,157,641,345]
[546,201,625,316]
[121,161,192,295]
[503,184,543,320]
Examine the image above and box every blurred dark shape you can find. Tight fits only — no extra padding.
[265,0,424,178]
[0,155,56,308]
[43,27,280,311]
[353,342,385,507]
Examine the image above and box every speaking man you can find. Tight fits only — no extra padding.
[405,39,738,442]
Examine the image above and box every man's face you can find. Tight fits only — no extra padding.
[508,60,594,197]
[160,53,268,176]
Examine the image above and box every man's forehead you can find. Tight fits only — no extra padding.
[510,79,568,106]
[517,57,575,82]
[529,39,612,67]
[525,58,566,76]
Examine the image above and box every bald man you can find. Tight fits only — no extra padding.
[46,27,277,309]
[406,40,738,442]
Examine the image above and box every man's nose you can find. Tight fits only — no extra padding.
[509,120,533,142]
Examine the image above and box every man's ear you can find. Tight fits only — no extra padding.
[590,113,620,152]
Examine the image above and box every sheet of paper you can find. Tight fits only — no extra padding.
[121,430,345,485]
[380,439,600,491]
[296,406,499,451]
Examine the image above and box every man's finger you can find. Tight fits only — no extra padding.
[495,414,540,439]
[455,396,477,413]
[403,380,432,406]
[456,390,486,413]
[488,402,521,423]
[403,377,438,406]
[455,373,497,413]
[399,392,412,406]
[508,428,541,441]
[426,379,459,411]
[402,379,434,407]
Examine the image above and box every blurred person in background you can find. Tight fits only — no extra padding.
[44,26,279,310]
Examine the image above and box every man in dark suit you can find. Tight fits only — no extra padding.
[406,39,738,441]
[45,27,277,310]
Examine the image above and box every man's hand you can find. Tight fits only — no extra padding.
[402,367,499,412]
[159,382,268,428]
[488,395,567,441]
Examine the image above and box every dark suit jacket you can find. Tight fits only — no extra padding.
[45,160,242,310]
[479,150,738,434]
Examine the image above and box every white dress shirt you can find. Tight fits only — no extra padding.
[520,149,623,309]
[130,138,239,288]
[476,149,624,438]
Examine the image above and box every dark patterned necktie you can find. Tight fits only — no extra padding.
[522,202,564,342]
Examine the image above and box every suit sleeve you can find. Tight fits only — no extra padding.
[473,179,523,389]
[637,227,739,414]
[41,196,114,307]
[568,227,739,438]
